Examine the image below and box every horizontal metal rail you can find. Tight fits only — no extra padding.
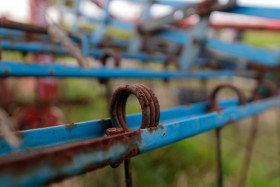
[0,61,236,79]
[1,40,166,62]
[3,38,279,68]
[226,6,280,20]
[0,96,279,186]
[206,38,280,66]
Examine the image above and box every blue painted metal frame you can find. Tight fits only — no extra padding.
[1,40,166,62]
[0,61,235,79]
[206,38,280,67]
[226,6,280,20]
[0,96,279,186]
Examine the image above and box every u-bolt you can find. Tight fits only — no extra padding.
[163,55,180,82]
[99,48,121,84]
[110,84,160,132]
[210,83,246,112]
[209,83,246,187]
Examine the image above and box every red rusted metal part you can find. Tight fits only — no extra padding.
[250,80,278,101]
[110,84,160,132]
[29,0,61,129]
[175,18,280,31]
[210,83,246,112]
[15,106,62,130]
[0,17,48,34]
[0,129,142,185]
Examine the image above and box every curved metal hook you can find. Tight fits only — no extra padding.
[210,83,246,112]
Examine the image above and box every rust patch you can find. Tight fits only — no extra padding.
[0,130,142,183]
[64,123,77,131]
[4,69,9,75]
[147,125,164,134]
[49,69,54,76]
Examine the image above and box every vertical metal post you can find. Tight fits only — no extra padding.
[215,127,223,187]
[90,0,110,45]
[125,159,133,187]
[277,108,280,186]
[238,115,259,187]
[105,81,112,110]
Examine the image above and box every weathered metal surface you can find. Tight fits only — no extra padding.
[0,61,235,79]
[0,95,279,186]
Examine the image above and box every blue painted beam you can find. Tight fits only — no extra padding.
[226,6,280,20]
[0,61,234,79]
[0,96,279,186]
[206,38,279,67]
[1,40,166,62]
[0,98,239,156]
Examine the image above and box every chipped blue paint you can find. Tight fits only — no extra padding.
[0,97,279,187]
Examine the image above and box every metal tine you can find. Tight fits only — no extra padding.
[125,159,133,187]
[238,80,278,186]
[277,108,280,186]
[209,83,246,187]
[238,115,259,187]
[215,127,223,187]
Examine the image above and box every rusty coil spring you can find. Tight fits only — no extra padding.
[210,83,246,112]
[110,84,160,132]
[251,80,278,101]
[99,48,121,84]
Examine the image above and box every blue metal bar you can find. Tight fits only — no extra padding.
[226,6,280,20]
[0,61,234,79]
[1,40,166,62]
[0,28,49,40]
[206,38,280,67]
[0,98,239,156]
[0,96,279,186]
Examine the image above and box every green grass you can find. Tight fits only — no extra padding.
[243,31,280,49]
